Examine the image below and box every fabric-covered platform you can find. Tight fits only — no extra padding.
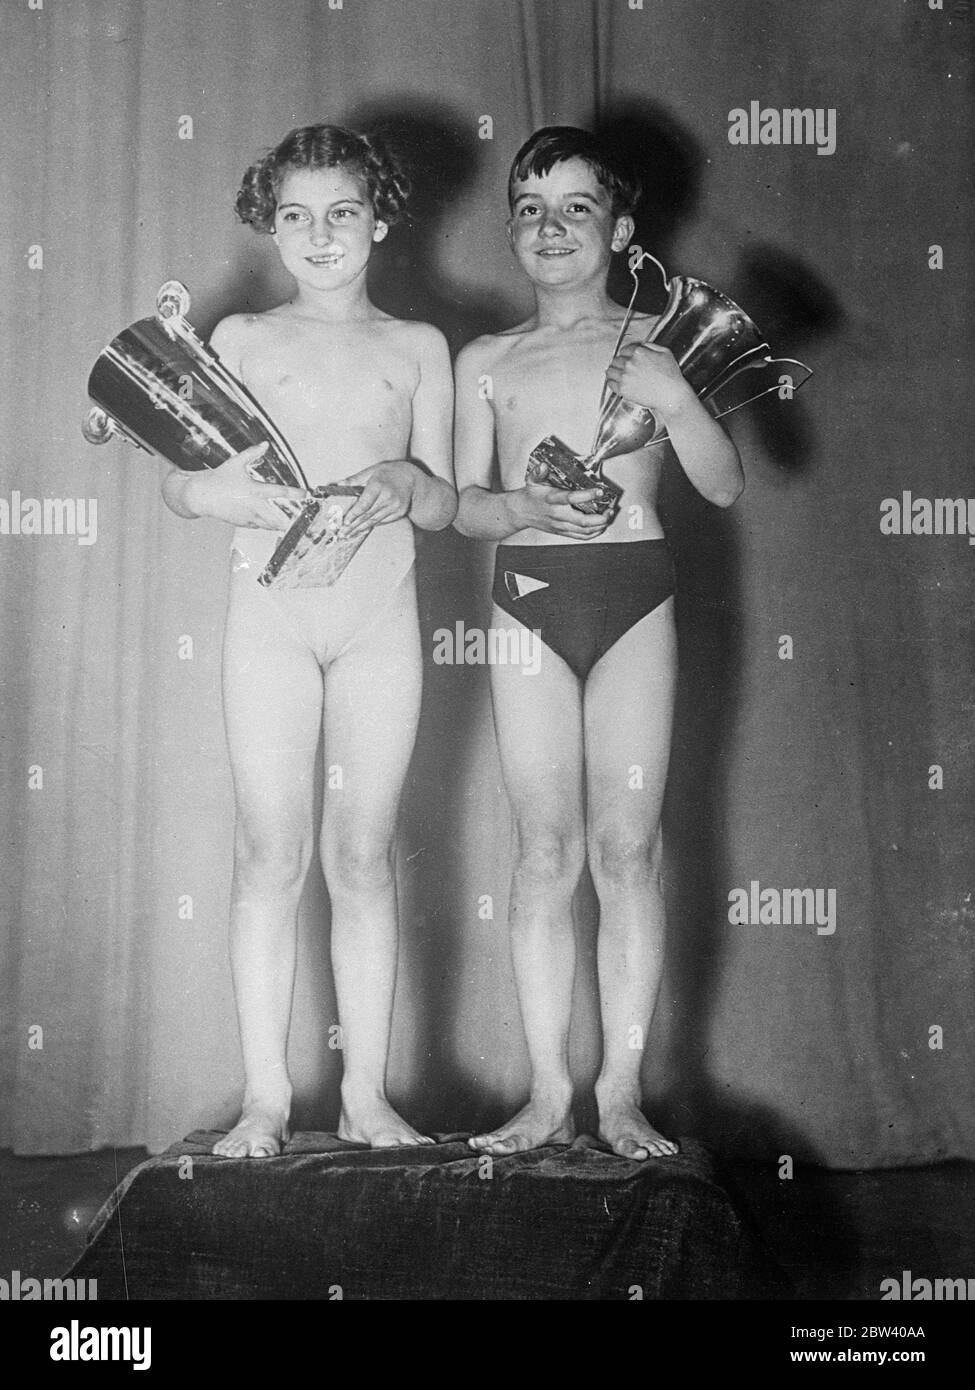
[69,1131,781,1299]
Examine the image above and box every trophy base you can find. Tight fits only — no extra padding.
[527,436,621,515]
[258,486,367,590]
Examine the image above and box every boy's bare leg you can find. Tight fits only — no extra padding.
[320,583,433,1146]
[215,587,323,1157]
[585,597,679,1159]
[468,605,584,1155]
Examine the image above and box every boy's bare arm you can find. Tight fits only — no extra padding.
[664,399,744,507]
[607,341,744,507]
[453,337,609,540]
[452,337,514,537]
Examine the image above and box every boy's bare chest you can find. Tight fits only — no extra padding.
[490,338,616,452]
[492,339,613,412]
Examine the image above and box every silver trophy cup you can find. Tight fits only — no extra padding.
[528,262,813,513]
[83,281,366,587]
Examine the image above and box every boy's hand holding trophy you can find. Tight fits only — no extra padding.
[526,254,812,514]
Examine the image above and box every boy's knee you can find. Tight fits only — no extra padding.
[589,828,662,889]
[513,824,585,887]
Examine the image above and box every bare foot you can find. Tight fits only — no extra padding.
[596,1092,678,1160]
[338,1087,434,1147]
[213,1100,291,1159]
[468,1093,575,1156]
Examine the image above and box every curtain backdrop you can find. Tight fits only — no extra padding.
[2,0,972,1165]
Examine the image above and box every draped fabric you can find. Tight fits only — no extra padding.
[69,1132,779,1300]
[2,0,972,1164]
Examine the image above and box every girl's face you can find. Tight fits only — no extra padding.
[271,165,387,293]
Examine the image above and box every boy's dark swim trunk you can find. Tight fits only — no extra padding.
[492,538,675,682]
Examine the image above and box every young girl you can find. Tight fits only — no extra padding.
[162,125,456,1157]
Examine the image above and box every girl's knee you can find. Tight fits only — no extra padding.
[234,824,312,896]
[322,834,395,897]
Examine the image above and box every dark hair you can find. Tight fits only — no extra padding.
[235,124,410,232]
[508,126,641,217]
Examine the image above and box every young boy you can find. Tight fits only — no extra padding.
[161,125,456,1157]
[454,127,744,1160]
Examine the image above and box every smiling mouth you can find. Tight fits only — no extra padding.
[536,247,576,257]
[306,254,344,266]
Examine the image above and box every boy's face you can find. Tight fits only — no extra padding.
[507,157,633,288]
[271,166,387,292]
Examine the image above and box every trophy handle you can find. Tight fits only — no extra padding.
[705,355,814,422]
[82,405,150,452]
[156,280,191,321]
[81,406,118,445]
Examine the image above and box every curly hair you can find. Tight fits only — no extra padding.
[508,126,642,218]
[235,124,410,233]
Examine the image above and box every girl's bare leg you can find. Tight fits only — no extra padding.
[320,580,433,1146]
[214,582,323,1157]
